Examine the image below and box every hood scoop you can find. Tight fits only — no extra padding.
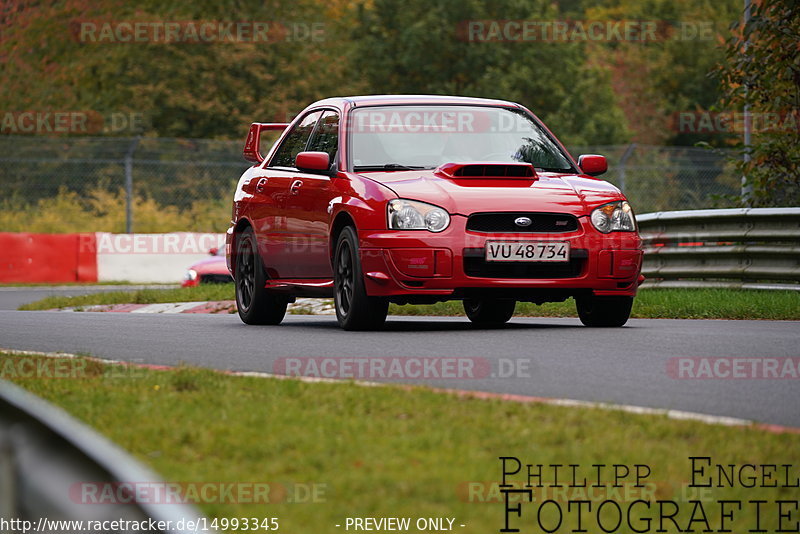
[435,162,538,180]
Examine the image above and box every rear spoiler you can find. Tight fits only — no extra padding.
[243,122,290,163]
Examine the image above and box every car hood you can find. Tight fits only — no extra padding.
[357,169,624,215]
[188,256,229,275]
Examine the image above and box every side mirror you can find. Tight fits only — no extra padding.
[577,154,607,177]
[295,151,331,173]
[209,247,218,256]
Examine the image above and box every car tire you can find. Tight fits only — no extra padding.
[576,295,633,327]
[334,226,389,331]
[234,227,287,325]
[463,298,516,326]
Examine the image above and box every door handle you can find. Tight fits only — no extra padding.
[290,180,303,195]
[255,177,268,193]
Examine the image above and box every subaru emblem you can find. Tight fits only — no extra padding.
[514,216,532,227]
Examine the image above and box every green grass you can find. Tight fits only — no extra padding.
[392,288,800,320]
[18,284,235,310]
[1,352,797,534]
[20,286,800,320]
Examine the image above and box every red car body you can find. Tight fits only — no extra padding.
[181,247,231,287]
[226,95,643,329]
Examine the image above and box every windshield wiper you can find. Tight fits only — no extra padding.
[353,163,430,171]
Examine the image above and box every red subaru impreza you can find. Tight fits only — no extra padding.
[226,95,643,330]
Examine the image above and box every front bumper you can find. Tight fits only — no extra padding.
[358,215,643,301]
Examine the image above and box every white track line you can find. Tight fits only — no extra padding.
[129,302,209,313]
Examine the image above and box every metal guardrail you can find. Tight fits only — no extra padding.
[0,378,205,532]
[638,208,800,291]
[0,137,739,234]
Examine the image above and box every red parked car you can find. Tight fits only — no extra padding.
[181,246,232,287]
[226,95,643,330]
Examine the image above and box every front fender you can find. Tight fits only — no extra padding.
[329,173,398,231]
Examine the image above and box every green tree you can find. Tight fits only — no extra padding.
[585,0,741,145]
[350,0,629,146]
[0,0,358,139]
[716,0,800,206]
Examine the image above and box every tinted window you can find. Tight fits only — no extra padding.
[306,110,339,164]
[270,111,322,168]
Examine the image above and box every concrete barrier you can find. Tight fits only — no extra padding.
[0,232,224,284]
[0,233,97,283]
[95,232,224,283]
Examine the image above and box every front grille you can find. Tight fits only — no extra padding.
[463,248,587,279]
[467,212,579,233]
[200,273,233,284]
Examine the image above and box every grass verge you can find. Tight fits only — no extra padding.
[1,352,797,533]
[18,284,235,311]
[19,286,800,320]
[393,288,800,320]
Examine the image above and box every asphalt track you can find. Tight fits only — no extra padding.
[1,308,798,427]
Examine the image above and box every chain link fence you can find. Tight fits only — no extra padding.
[0,136,740,232]
[573,144,740,214]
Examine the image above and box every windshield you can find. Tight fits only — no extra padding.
[349,105,575,172]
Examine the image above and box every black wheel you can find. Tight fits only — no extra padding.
[234,227,287,325]
[463,298,516,326]
[576,295,633,327]
[333,226,389,331]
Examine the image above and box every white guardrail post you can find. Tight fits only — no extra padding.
[637,207,800,291]
[0,379,207,532]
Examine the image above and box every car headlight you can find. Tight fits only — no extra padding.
[183,269,198,281]
[387,199,450,232]
[590,201,636,233]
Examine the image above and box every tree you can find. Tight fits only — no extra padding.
[0,0,358,139]
[350,0,629,146]
[716,0,800,207]
[584,0,741,145]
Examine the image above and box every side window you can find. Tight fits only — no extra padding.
[306,110,339,164]
[270,111,322,168]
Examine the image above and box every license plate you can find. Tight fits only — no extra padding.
[485,241,570,262]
